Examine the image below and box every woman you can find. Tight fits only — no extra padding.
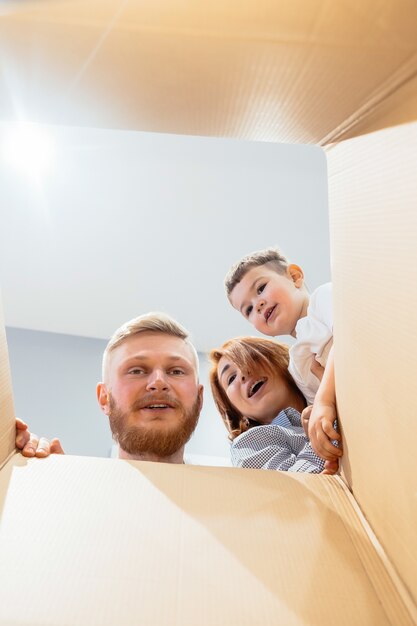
[209,337,326,473]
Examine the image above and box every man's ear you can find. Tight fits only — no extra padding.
[287,264,305,288]
[197,384,204,413]
[97,383,110,415]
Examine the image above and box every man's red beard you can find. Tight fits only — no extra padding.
[108,393,201,458]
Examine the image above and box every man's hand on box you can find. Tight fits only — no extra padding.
[307,402,342,461]
[15,418,30,450]
[15,418,65,457]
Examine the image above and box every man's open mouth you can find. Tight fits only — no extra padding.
[143,404,173,409]
[248,378,267,398]
[264,305,276,322]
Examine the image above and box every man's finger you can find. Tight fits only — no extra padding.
[50,439,65,455]
[16,429,31,450]
[15,418,28,431]
[35,437,51,458]
[22,433,39,457]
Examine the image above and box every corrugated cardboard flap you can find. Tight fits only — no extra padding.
[0,453,414,626]
[0,297,15,469]
[0,0,417,143]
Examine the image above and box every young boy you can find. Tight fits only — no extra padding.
[224,248,342,467]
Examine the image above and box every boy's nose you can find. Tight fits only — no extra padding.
[257,299,265,313]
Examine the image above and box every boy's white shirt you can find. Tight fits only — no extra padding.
[288,282,333,405]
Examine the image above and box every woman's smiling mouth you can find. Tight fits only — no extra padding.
[247,378,267,398]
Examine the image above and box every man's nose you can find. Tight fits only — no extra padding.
[145,370,169,391]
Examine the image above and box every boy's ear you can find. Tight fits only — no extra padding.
[287,264,305,288]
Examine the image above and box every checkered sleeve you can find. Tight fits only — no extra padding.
[230,412,325,473]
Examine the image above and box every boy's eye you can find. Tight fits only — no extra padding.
[245,305,253,317]
[257,283,266,295]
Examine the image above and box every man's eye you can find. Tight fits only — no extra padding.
[170,368,185,375]
[257,283,266,295]
[227,373,236,386]
[245,305,253,317]
[128,368,144,375]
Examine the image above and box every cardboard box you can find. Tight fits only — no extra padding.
[0,1,416,624]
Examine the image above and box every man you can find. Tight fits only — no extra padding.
[15,312,204,464]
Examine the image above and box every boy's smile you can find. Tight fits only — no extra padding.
[264,305,276,323]
[229,264,309,337]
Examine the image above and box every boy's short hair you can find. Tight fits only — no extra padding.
[102,312,199,380]
[224,248,289,297]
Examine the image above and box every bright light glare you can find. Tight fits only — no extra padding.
[1,122,55,181]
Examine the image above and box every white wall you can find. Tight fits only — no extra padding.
[2,128,329,464]
[0,125,330,352]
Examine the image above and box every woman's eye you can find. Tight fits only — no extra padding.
[257,283,266,295]
[245,305,253,317]
[227,374,236,386]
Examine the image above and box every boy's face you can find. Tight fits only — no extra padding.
[229,264,309,337]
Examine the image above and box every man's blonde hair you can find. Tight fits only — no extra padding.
[102,312,199,380]
[225,247,289,298]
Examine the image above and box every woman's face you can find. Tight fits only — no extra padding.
[217,355,295,424]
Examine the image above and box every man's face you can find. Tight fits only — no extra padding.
[99,333,203,457]
[229,264,308,337]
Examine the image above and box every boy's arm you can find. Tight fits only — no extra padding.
[308,347,342,461]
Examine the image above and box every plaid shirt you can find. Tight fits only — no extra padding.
[230,407,325,473]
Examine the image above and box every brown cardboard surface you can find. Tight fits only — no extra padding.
[328,121,417,609]
[0,2,416,623]
[325,71,417,143]
[0,297,15,468]
[0,453,413,626]
[0,1,416,143]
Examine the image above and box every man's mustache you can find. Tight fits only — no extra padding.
[131,394,180,411]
